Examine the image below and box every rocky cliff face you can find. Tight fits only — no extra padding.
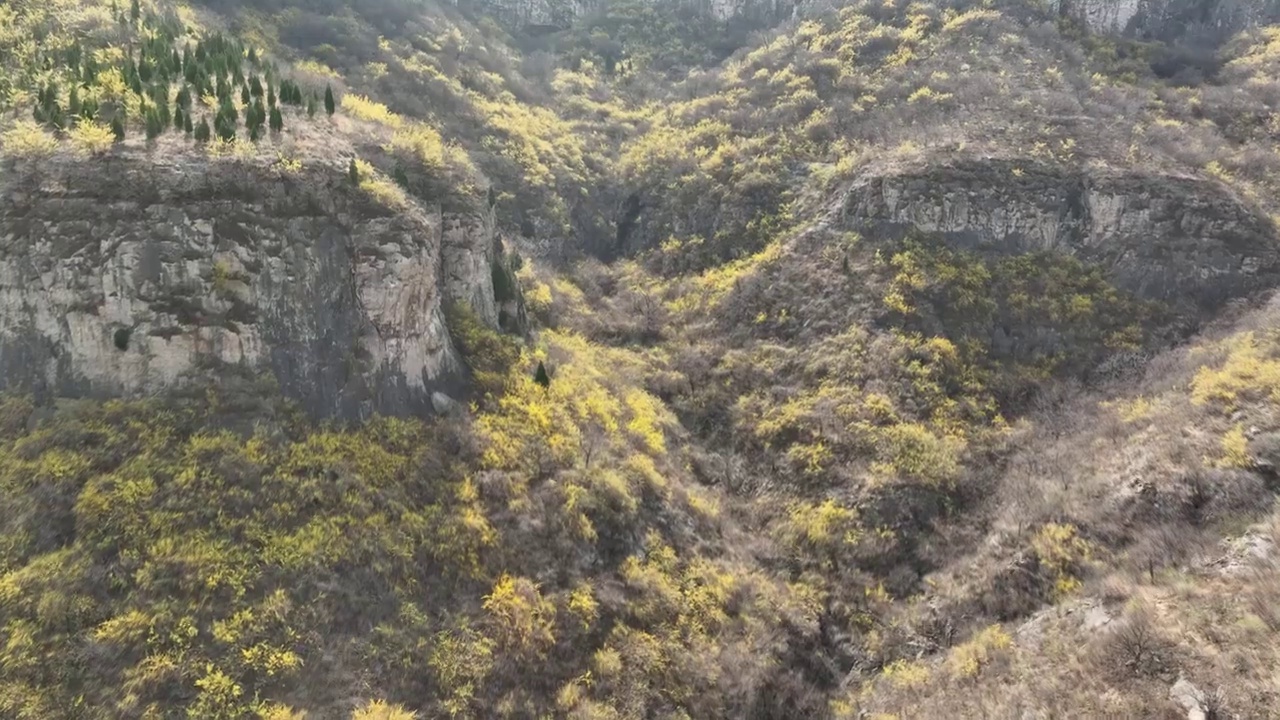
[1048,0,1280,45]
[0,150,500,421]
[841,159,1278,311]
[457,0,794,29]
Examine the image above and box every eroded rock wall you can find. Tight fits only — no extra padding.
[457,0,794,29]
[841,159,1278,311]
[0,152,500,420]
[1047,0,1280,44]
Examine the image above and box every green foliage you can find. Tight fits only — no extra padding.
[195,116,211,143]
[1030,523,1091,598]
[482,574,555,657]
[1191,331,1280,411]
[875,232,1157,392]
[352,699,417,720]
[445,303,519,396]
[775,499,859,568]
[324,84,335,116]
[144,106,163,139]
[0,393,497,717]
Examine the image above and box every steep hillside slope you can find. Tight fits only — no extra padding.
[3,0,1280,718]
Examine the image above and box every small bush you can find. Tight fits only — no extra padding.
[944,624,1012,680]
[351,699,416,720]
[68,121,115,156]
[1,121,59,159]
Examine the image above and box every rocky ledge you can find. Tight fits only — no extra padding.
[841,158,1279,312]
[0,150,502,420]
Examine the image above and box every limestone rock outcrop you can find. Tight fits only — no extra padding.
[0,150,501,420]
[1047,0,1280,45]
[456,0,795,29]
[840,159,1278,312]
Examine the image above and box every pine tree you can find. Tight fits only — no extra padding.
[241,84,251,105]
[68,85,81,117]
[219,96,237,126]
[307,95,317,118]
[130,0,140,22]
[111,115,126,142]
[215,116,235,142]
[171,49,182,73]
[68,43,83,81]
[324,84,335,116]
[177,86,191,109]
[535,361,551,388]
[173,106,184,130]
[247,47,258,65]
[250,76,263,98]
[160,96,172,127]
[145,108,163,139]
[393,165,409,188]
[267,85,276,108]
[348,158,360,185]
[183,112,193,135]
[251,99,265,131]
[269,106,283,133]
[194,117,211,142]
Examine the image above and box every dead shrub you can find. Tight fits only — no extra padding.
[1129,523,1207,581]
[1100,603,1171,678]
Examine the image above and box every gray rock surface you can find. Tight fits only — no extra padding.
[1048,0,1280,46]
[1169,677,1208,720]
[455,0,794,29]
[0,151,500,420]
[431,390,462,415]
[840,159,1278,312]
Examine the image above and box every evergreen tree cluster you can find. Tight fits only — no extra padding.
[20,9,318,147]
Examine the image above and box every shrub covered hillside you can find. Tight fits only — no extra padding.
[5,0,1280,717]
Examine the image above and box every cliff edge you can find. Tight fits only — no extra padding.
[0,142,503,420]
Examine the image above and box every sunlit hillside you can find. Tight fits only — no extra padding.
[2,0,1280,717]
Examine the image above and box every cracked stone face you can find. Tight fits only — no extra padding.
[840,160,1279,313]
[0,153,499,420]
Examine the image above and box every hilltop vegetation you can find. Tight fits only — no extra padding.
[4,0,1280,718]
